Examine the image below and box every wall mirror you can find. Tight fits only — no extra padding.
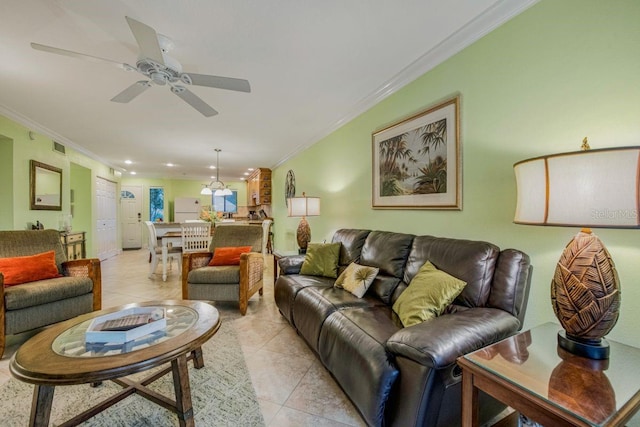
[30,160,62,210]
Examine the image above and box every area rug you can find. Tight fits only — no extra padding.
[0,316,265,426]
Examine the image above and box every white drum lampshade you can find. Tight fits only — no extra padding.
[514,145,640,359]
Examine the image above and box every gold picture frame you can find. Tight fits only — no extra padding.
[372,95,461,209]
[30,160,62,211]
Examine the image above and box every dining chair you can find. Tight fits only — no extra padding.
[261,219,273,254]
[145,221,182,278]
[180,222,212,254]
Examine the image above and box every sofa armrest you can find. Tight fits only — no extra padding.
[386,308,520,369]
[278,255,305,275]
[62,259,102,310]
[181,252,213,298]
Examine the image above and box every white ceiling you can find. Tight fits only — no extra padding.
[0,0,536,183]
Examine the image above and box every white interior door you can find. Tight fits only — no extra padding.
[96,177,118,260]
[121,185,143,249]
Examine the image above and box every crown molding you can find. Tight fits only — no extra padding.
[273,0,540,169]
[0,103,120,171]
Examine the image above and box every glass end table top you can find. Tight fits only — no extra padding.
[463,322,640,427]
[52,305,198,358]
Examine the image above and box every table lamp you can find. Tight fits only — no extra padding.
[287,192,320,254]
[514,141,640,359]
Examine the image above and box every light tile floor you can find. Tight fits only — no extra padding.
[0,249,365,427]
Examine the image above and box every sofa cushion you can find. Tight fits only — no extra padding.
[332,229,371,267]
[335,262,379,298]
[188,265,240,284]
[318,306,401,426]
[274,274,334,325]
[392,261,467,327]
[404,235,499,308]
[359,231,414,303]
[300,242,341,278]
[0,250,61,286]
[208,246,252,266]
[4,276,94,310]
[293,286,385,352]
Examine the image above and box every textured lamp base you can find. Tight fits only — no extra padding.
[558,330,610,360]
[296,217,310,254]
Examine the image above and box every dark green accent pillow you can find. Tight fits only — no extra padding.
[300,242,341,278]
[392,261,467,327]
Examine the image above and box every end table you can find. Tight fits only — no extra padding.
[458,322,640,427]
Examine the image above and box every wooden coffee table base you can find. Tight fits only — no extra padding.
[29,347,204,427]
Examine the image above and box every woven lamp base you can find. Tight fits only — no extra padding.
[551,229,620,360]
[296,217,310,254]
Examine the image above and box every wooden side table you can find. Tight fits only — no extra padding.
[458,322,640,427]
[272,250,298,284]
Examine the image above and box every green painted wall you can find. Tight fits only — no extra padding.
[271,0,640,346]
[0,136,13,229]
[0,115,119,257]
[70,163,92,252]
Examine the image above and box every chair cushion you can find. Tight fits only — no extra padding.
[300,242,341,278]
[0,250,61,286]
[392,261,467,327]
[4,276,94,310]
[209,246,252,266]
[188,265,240,284]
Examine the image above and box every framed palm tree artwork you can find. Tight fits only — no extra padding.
[372,95,461,209]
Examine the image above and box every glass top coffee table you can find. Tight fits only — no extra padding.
[10,300,220,427]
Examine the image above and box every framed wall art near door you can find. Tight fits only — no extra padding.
[372,95,461,209]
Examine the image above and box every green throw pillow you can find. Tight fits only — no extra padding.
[335,262,379,298]
[392,261,467,327]
[300,242,341,278]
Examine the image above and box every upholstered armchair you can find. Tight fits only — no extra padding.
[0,229,101,358]
[182,224,264,315]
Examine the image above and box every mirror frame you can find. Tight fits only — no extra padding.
[30,160,62,211]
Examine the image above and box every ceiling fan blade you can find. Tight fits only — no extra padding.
[171,86,218,117]
[125,16,165,65]
[185,73,251,93]
[111,81,152,103]
[31,43,126,69]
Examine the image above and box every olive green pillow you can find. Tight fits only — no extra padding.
[335,262,379,298]
[300,242,341,278]
[392,261,467,327]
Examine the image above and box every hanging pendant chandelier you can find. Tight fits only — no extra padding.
[200,148,232,196]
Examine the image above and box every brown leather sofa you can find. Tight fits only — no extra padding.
[274,229,532,427]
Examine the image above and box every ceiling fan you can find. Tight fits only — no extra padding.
[31,16,250,117]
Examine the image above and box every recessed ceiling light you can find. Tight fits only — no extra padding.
[243,172,249,176]
[209,165,216,170]
[124,160,133,165]
[248,168,254,171]
[166,163,174,167]
[130,171,137,175]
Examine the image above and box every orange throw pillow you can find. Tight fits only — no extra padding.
[0,250,61,287]
[208,246,253,266]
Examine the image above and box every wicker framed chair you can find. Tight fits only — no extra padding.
[182,224,264,315]
[0,229,101,358]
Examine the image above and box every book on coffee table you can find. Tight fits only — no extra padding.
[86,307,166,344]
